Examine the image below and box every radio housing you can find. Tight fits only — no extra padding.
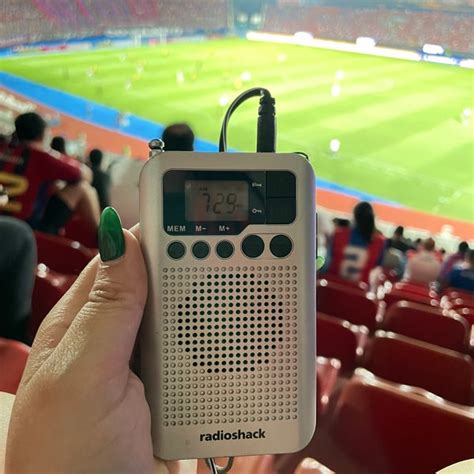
[139,152,316,460]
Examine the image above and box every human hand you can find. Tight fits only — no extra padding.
[6,208,195,474]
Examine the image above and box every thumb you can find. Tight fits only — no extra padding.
[54,208,148,378]
[295,458,334,474]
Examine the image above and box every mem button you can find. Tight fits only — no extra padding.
[167,241,186,259]
[266,198,296,224]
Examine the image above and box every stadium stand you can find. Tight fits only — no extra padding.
[328,369,474,474]
[1,1,473,470]
[317,279,383,332]
[362,331,473,405]
[29,264,76,340]
[263,4,474,54]
[0,338,30,394]
[382,300,471,353]
[317,313,368,373]
[0,0,228,46]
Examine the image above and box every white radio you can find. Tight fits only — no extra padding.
[139,149,316,461]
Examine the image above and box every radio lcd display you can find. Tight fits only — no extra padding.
[184,180,248,222]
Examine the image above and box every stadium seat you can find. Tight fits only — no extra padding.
[317,356,341,415]
[382,301,470,353]
[362,331,473,405]
[330,369,474,474]
[317,280,382,332]
[62,214,98,249]
[383,288,439,309]
[35,231,95,275]
[317,313,368,373]
[318,276,368,293]
[393,281,437,298]
[29,265,76,340]
[0,338,30,394]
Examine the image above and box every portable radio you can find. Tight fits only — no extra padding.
[139,149,316,460]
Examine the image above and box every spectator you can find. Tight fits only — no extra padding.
[0,216,36,343]
[386,225,414,254]
[50,136,67,154]
[403,237,441,285]
[438,241,469,285]
[88,148,111,210]
[0,112,100,234]
[325,201,385,283]
[162,123,195,151]
[445,249,474,293]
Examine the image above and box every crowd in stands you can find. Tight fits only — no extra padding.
[264,4,474,55]
[320,200,474,294]
[1,111,473,473]
[0,0,229,47]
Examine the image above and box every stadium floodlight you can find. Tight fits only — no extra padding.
[356,37,376,50]
[422,44,444,55]
[294,32,313,46]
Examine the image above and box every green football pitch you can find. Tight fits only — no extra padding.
[1,38,473,221]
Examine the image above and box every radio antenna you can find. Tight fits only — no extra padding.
[219,87,276,153]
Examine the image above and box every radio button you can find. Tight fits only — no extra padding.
[192,241,210,259]
[266,198,296,224]
[242,235,265,258]
[266,171,296,198]
[270,235,293,258]
[216,240,234,259]
[167,241,186,259]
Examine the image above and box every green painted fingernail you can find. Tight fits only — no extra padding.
[316,256,325,271]
[98,207,125,262]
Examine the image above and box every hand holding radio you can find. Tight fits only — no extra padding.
[5,209,195,474]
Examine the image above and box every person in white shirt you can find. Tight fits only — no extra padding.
[403,237,441,285]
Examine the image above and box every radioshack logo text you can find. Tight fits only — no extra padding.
[200,429,266,442]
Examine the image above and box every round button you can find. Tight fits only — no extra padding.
[216,240,234,259]
[242,235,265,258]
[270,235,293,258]
[192,241,210,259]
[167,241,186,259]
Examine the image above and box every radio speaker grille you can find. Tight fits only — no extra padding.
[160,265,299,426]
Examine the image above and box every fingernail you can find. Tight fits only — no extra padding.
[98,207,125,262]
[316,256,325,270]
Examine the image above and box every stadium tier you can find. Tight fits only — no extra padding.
[264,4,474,55]
[1,3,474,473]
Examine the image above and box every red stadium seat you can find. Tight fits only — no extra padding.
[0,338,30,394]
[317,356,341,415]
[318,275,368,293]
[382,301,470,353]
[317,313,368,373]
[317,280,382,332]
[384,288,439,309]
[62,214,98,249]
[35,231,95,275]
[393,281,437,298]
[330,369,474,474]
[29,265,76,340]
[363,331,473,405]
